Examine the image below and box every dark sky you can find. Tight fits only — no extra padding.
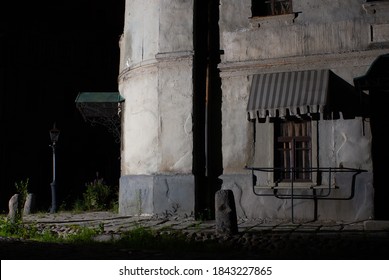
[0,1,125,211]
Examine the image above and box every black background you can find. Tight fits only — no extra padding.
[0,1,125,211]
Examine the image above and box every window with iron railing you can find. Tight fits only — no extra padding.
[274,120,312,182]
[252,0,293,17]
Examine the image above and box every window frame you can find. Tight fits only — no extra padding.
[252,0,293,18]
[253,118,319,188]
[274,120,313,183]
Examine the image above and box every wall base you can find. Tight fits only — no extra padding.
[220,173,374,222]
[119,174,195,217]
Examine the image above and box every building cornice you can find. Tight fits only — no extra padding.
[218,48,389,77]
[118,50,194,83]
[155,50,194,62]
[118,59,158,83]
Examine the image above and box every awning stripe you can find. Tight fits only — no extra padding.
[247,70,330,119]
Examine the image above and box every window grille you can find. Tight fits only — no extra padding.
[274,120,312,182]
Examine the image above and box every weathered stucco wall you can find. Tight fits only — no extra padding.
[318,118,372,171]
[221,76,253,174]
[219,0,388,63]
[157,57,193,173]
[118,0,195,216]
[117,0,388,220]
[121,0,159,71]
[119,0,194,176]
[120,65,159,175]
[159,0,193,54]
[221,172,374,221]
[120,0,193,71]
[218,0,389,221]
[219,0,387,177]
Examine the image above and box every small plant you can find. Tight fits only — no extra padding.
[162,203,181,218]
[83,179,110,210]
[73,173,118,211]
[72,198,86,213]
[0,218,101,243]
[15,178,29,203]
[12,178,30,221]
[65,226,101,243]
[0,217,39,239]
[0,217,23,236]
[196,208,213,221]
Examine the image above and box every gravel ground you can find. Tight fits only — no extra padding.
[2,230,389,260]
[1,212,389,260]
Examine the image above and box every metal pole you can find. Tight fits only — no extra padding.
[50,142,57,213]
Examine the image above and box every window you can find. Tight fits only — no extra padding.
[252,0,293,17]
[274,120,312,183]
[252,118,318,187]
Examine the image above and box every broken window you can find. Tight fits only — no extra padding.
[252,0,293,17]
[274,120,312,183]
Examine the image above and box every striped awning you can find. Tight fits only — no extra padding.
[247,70,366,119]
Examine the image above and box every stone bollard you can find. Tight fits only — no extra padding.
[215,189,238,235]
[8,194,20,222]
[23,193,36,215]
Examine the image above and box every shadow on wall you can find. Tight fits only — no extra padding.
[354,53,389,220]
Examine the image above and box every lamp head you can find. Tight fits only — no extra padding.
[49,123,60,143]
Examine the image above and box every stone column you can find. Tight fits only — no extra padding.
[118,0,195,217]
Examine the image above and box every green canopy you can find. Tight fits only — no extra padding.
[75,92,125,103]
[75,92,125,143]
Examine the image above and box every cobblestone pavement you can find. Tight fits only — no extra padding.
[1,211,389,260]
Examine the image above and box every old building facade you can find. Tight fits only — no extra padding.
[118,0,389,221]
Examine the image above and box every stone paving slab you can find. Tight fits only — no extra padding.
[170,220,200,230]
[294,225,320,232]
[238,220,264,230]
[273,224,300,232]
[245,227,273,233]
[16,211,389,235]
[364,220,389,231]
[342,224,365,231]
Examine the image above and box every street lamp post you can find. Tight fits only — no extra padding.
[49,123,60,213]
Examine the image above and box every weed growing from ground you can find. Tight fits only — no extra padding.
[15,178,29,206]
[0,217,101,244]
[68,176,118,212]
[0,215,231,255]
[115,226,229,254]
[11,178,30,221]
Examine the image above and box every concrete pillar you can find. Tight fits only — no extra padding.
[23,193,36,215]
[8,194,20,222]
[215,189,238,234]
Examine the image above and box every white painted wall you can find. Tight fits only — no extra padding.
[118,0,195,216]
[218,0,389,221]
[119,0,194,176]
[219,0,382,63]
